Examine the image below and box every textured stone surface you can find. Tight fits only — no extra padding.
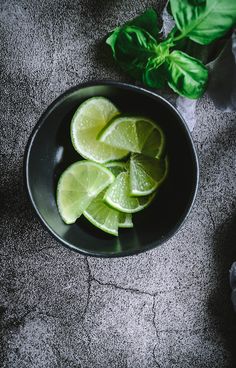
[1,0,236,367]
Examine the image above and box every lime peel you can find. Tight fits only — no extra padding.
[57,161,115,224]
[70,97,128,163]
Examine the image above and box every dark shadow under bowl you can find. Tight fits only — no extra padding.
[24,81,199,257]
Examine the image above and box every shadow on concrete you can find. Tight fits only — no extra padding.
[207,213,236,365]
[93,37,132,81]
[1,156,55,257]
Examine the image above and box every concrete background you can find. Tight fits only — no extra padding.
[1,0,236,367]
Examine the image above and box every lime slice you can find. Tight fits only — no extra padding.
[57,161,114,224]
[84,190,120,236]
[106,161,133,229]
[104,171,155,213]
[119,212,133,228]
[98,116,165,158]
[105,161,128,177]
[71,97,128,163]
[130,154,168,196]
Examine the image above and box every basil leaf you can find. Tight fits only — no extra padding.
[126,8,159,40]
[175,36,227,65]
[143,39,172,88]
[143,58,167,88]
[170,0,236,45]
[166,50,208,98]
[106,27,121,57]
[106,26,158,79]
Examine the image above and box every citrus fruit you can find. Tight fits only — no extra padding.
[71,97,128,163]
[83,190,120,236]
[98,116,165,158]
[130,153,168,196]
[57,161,114,224]
[104,171,155,213]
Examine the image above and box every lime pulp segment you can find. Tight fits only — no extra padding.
[83,190,120,236]
[104,171,156,213]
[57,161,115,224]
[130,153,168,196]
[106,161,133,229]
[71,97,128,163]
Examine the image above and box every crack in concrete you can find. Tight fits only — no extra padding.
[25,246,57,255]
[152,296,160,368]
[0,246,56,260]
[79,257,92,354]
[82,257,92,321]
[206,205,216,232]
[1,246,57,260]
[89,263,162,367]
[152,296,158,339]
[92,278,155,297]
[91,276,178,296]
[82,260,210,366]
[1,305,37,330]
[152,344,161,368]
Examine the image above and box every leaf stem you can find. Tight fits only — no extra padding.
[173,33,186,42]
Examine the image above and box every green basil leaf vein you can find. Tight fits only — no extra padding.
[143,57,167,88]
[166,50,208,98]
[170,0,236,45]
[106,26,158,79]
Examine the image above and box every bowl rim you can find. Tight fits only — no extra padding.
[24,79,199,258]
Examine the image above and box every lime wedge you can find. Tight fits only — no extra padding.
[71,97,128,163]
[57,161,114,224]
[84,190,120,236]
[119,212,133,228]
[98,116,165,158]
[104,171,155,213]
[106,161,133,229]
[130,154,168,196]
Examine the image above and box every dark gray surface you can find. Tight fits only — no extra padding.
[1,1,236,367]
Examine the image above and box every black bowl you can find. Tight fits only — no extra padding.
[24,81,199,257]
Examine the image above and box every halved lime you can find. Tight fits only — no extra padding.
[104,171,155,213]
[57,161,114,224]
[98,116,165,158]
[119,212,133,228]
[84,190,120,236]
[71,97,128,163]
[130,154,168,196]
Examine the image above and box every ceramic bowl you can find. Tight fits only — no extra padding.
[24,81,199,257]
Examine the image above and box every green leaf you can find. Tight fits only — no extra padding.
[126,8,159,40]
[175,36,227,64]
[189,0,206,4]
[106,27,121,57]
[166,50,208,98]
[143,58,167,88]
[143,40,172,88]
[106,26,158,79]
[170,0,236,45]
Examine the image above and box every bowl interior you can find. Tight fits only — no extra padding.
[25,83,198,257]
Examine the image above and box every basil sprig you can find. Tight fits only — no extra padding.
[106,1,236,99]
